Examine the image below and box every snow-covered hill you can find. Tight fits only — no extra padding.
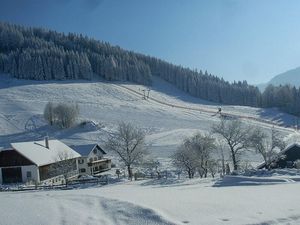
[0,74,297,162]
[259,67,300,90]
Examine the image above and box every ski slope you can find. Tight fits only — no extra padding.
[0,74,297,161]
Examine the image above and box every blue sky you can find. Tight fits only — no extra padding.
[1,0,300,84]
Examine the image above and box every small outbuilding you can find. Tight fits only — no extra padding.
[257,143,300,169]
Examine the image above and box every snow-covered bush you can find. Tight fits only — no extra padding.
[44,102,79,128]
[294,160,300,169]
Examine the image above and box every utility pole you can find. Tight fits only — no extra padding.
[142,89,146,99]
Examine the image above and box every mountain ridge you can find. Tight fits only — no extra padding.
[259,67,300,90]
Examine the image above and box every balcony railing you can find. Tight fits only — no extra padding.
[87,158,111,167]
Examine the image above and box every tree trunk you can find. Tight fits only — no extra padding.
[230,148,238,171]
[127,165,132,180]
[188,169,193,179]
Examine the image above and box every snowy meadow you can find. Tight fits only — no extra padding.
[1,74,300,225]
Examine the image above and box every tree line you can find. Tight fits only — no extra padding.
[0,22,299,116]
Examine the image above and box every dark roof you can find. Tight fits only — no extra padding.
[257,143,300,169]
[280,143,300,155]
[71,144,106,157]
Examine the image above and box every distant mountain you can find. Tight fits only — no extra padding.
[259,67,300,90]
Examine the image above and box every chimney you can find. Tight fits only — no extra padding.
[45,136,49,149]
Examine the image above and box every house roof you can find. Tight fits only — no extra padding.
[11,139,81,167]
[257,142,300,169]
[280,142,300,155]
[0,150,34,167]
[71,144,106,157]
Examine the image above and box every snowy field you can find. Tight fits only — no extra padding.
[1,175,300,225]
[1,74,300,225]
[0,74,296,162]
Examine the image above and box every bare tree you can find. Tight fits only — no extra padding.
[250,127,286,169]
[141,159,161,179]
[189,133,215,178]
[43,102,79,128]
[215,140,227,176]
[49,151,77,186]
[54,103,79,128]
[172,141,198,179]
[207,160,218,178]
[212,118,252,171]
[294,160,300,169]
[173,133,216,179]
[43,102,55,125]
[106,122,147,180]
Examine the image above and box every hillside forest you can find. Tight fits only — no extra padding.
[0,22,299,116]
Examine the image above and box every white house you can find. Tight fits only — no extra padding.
[0,138,80,185]
[71,144,111,176]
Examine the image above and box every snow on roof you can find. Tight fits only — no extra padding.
[280,142,300,155]
[257,142,300,169]
[71,144,106,157]
[11,139,81,167]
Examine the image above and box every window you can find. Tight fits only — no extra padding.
[93,148,97,154]
[26,171,32,178]
[78,159,84,164]
[89,158,93,163]
[94,157,97,161]
[80,168,86,173]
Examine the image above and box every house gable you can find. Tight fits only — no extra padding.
[71,144,106,159]
[0,149,35,167]
[88,145,105,160]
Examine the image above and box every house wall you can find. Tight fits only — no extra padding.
[87,149,104,162]
[39,159,78,181]
[77,157,90,175]
[0,165,39,184]
[21,165,39,183]
[78,157,111,176]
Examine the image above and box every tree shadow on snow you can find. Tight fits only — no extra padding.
[140,178,189,188]
[257,108,296,128]
[213,176,289,187]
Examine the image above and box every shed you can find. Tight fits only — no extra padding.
[257,143,300,169]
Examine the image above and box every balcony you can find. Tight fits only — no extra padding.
[87,158,111,175]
